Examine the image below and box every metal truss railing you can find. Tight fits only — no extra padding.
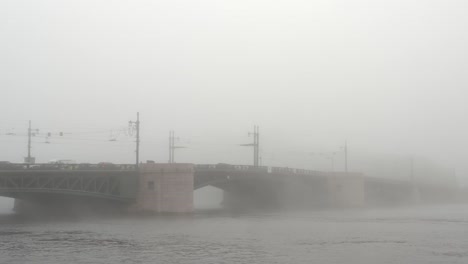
[0,171,132,201]
[194,164,323,176]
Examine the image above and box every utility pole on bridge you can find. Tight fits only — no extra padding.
[344,140,348,173]
[129,112,140,169]
[26,120,39,167]
[168,130,186,163]
[240,125,260,167]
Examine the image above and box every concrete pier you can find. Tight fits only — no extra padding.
[129,163,194,213]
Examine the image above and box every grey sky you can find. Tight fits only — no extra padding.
[1,0,467,183]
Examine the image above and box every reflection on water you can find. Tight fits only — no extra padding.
[1,205,468,264]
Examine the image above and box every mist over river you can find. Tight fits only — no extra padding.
[1,204,468,264]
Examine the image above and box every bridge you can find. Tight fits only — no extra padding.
[0,162,458,213]
[193,164,417,208]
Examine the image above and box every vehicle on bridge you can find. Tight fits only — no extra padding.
[49,159,77,164]
[97,162,118,169]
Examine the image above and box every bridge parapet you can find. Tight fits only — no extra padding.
[195,164,268,172]
[0,170,137,202]
[0,163,137,171]
[195,164,324,176]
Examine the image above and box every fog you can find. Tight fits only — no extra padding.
[2,1,467,216]
[3,1,468,263]
[2,0,467,183]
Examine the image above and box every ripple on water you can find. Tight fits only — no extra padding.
[296,239,407,246]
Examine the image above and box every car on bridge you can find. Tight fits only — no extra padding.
[97,162,118,170]
[49,159,77,164]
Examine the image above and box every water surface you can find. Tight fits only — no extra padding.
[1,205,468,264]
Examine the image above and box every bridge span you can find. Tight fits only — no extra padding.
[0,162,457,214]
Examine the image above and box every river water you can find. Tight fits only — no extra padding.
[1,205,468,264]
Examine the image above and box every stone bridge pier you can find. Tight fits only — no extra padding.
[128,163,194,213]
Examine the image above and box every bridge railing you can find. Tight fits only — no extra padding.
[195,164,268,172]
[195,164,324,176]
[0,163,137,171]
[4,162,325,176]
